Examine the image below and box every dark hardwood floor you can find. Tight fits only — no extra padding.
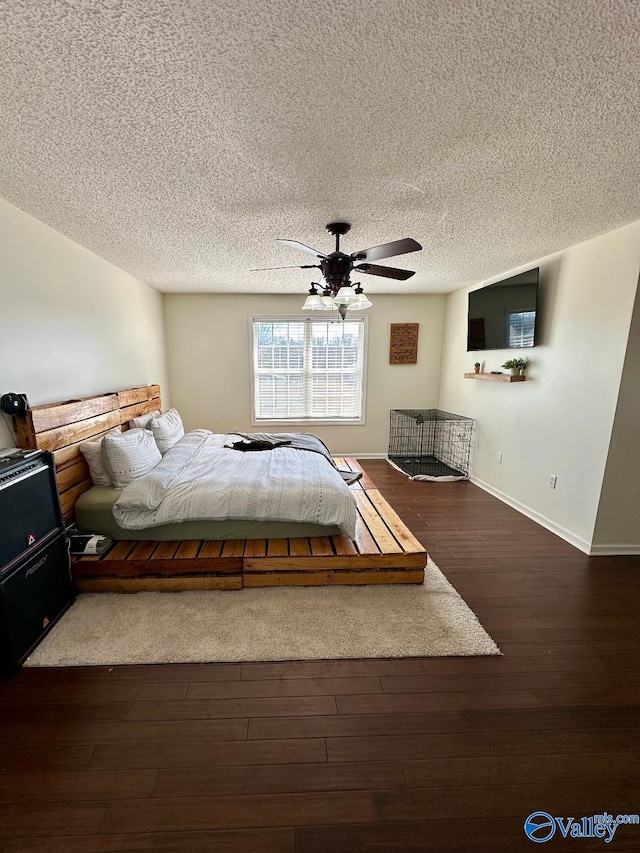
[1,459,639,852]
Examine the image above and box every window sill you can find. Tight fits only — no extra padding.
[252,418,365,427]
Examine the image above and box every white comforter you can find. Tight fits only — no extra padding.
[112,430,357,539]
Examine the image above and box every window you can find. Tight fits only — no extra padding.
[507,309,536,348]
[251,317,367,423]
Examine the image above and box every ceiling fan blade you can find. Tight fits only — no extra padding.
[354,263,416,281]
[277,239,327,259]
[249,264,320,271]
[351,238,422,263]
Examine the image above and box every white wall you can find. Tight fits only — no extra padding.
[438,221,640,553]
[0,197,169,447]
[164,293,445,455]
[592,279,640,554]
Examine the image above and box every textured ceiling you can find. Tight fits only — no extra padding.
[1,0,640,294]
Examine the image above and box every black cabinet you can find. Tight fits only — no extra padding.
[0,451,75,678]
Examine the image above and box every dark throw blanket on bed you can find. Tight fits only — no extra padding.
[226,432,362,485]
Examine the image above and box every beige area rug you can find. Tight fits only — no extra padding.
[25,558,500,666]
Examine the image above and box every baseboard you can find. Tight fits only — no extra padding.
[588,543,640,556]
[338,452,387,459]
[469,475,592,555]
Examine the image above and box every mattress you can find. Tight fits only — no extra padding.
[75,486,341,541]
[112,430,356,539]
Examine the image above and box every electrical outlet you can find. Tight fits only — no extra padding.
[497,452,503,464]
[548,474,557,489]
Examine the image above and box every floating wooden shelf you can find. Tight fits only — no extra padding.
[464,372,526,383]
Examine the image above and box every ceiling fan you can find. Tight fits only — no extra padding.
[251,221,423,293]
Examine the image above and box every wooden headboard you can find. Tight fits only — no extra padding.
[13,384,161,524]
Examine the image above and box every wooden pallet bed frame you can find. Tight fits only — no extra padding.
[14,386,427,590]
[14,384,162,527]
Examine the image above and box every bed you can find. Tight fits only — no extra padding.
[14,385,427,590]
[74,427,354,541]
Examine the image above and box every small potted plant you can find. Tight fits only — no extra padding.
[502,357,530,376]
[474,362,481,374]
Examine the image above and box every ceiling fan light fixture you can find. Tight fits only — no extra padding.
[302,294,324,309]
[349,294,372,310]
[302,283,324,310]
[253,223,422,315]
[333,285,358,305]
[349,284,372,310]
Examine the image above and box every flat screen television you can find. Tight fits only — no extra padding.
[467,267,539,351]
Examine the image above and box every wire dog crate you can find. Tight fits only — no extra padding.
[388,409,474,479]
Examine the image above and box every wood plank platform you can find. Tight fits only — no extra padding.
[72,459,427,591]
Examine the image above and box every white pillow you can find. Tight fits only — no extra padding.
[129,409,161,430]
[149,408,185,454]
[103,428,162,489]
[79,427,121,486]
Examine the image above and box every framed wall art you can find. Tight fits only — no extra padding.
[389,323,419,364]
